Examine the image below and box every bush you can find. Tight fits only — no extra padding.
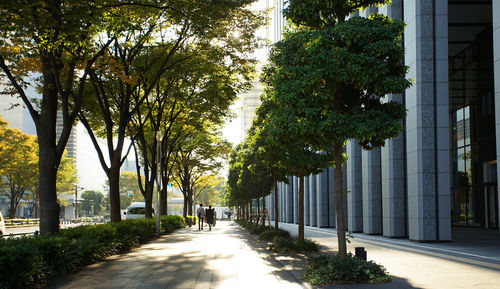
[161,215,186,233]
[0,217,185,289]
[269,237,319,253]
[303,253,392,285]
[259,229,291,241]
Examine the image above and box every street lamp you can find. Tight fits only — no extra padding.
[74,185,85,218]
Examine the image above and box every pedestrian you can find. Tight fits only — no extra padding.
[206,205,214,231]
[197,204,206,230]
[227,210,231,221]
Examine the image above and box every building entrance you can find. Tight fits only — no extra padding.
[484,183,498,229]
[448,0,495,230]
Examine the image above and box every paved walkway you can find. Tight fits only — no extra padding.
[47,221,308,289]
[278,222,500,289]
[47,220,500,289]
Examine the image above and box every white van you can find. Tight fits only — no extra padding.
[0,211,6,235]
[123,202,154,219]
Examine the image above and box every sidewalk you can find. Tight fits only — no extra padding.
[278,222,500,289]
[47,221,309,289]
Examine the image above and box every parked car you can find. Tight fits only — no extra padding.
[0,211,6,235]
[123,202,154,220]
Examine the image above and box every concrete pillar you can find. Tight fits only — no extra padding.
[347,141,363,232]
[293,176,299,224]
[286,176,293,223]
[494,1,500,235]
[305,175,310,226]
[404,0,451,241]
[328,167,336,227]
[316,169,329,227]
[380,0,407,238]
[362,149,382,234]
[279,182,284,222]
[309,173,317,227]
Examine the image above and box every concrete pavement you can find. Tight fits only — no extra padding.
[47,221,309,289]
[278,222,500,289]
[46,220,500,289]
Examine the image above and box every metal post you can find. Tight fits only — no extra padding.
[155,131,163,233]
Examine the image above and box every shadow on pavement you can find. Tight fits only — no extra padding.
[233,223,422,289]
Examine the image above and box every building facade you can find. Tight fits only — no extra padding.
[264,0,500,241]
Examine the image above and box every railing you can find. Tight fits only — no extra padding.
[4,217,107,227]
[4,218,40,226]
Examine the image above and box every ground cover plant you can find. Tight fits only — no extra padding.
[0,216,186,289]
[258,228,291,241]
[236,220,318,253]
[268,236,319,253]
[303,253,392,285]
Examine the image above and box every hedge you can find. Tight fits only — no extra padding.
[0,216,186,289]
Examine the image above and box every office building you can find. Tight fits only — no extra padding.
[265,0,500,241]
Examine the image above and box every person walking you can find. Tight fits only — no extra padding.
[206,205,215,231]
[197,204,206,230]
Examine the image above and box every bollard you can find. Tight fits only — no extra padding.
[355,247,367,261]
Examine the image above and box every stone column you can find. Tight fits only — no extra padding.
[305,175,310,226]
[316,169,329,227]
[293,176,299,224]
[404,0,451,241]
[286,176,294,223]
[379,0,407,238]
[493,1,500,235]
[279,182,284,222]
[328,167,336,227]
[309,173,317,227]
[347,141,363,232]
[362,149,382,234]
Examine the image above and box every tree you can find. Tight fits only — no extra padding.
[263,0,411,258]
[193,175,226,207]
[103,171,144,209]
[251,105,289,230]
[0,0,126,234]
[0,118,38,218]
[80,190,104,216]
[0,117,77,217]
[173,126,231,217]
[78,2,195,222]
[129,1,265,218]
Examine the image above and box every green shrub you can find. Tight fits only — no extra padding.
[0,237,47,289]
[0,217,186,289]
[259,229,291,241]
[303,253,392,285]
[161,215,186,233]
[269,237,319,253]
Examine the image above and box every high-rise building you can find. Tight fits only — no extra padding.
[240,81,264,134]
[265,0,500,241]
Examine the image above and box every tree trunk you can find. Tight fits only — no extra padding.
[261,197,266,228]
[108,167,122,222]
[188,197,193,216]
[144,181,154,217]
[183,196,188,217]
[9,187,17,218]
[333,144,347,259]
[298,174,305,242]
[274,179,279,230]
[38,124,60,235]
[248,202,252,223]
[160,186,168,215]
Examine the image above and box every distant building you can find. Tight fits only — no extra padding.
[240,82,263,134]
